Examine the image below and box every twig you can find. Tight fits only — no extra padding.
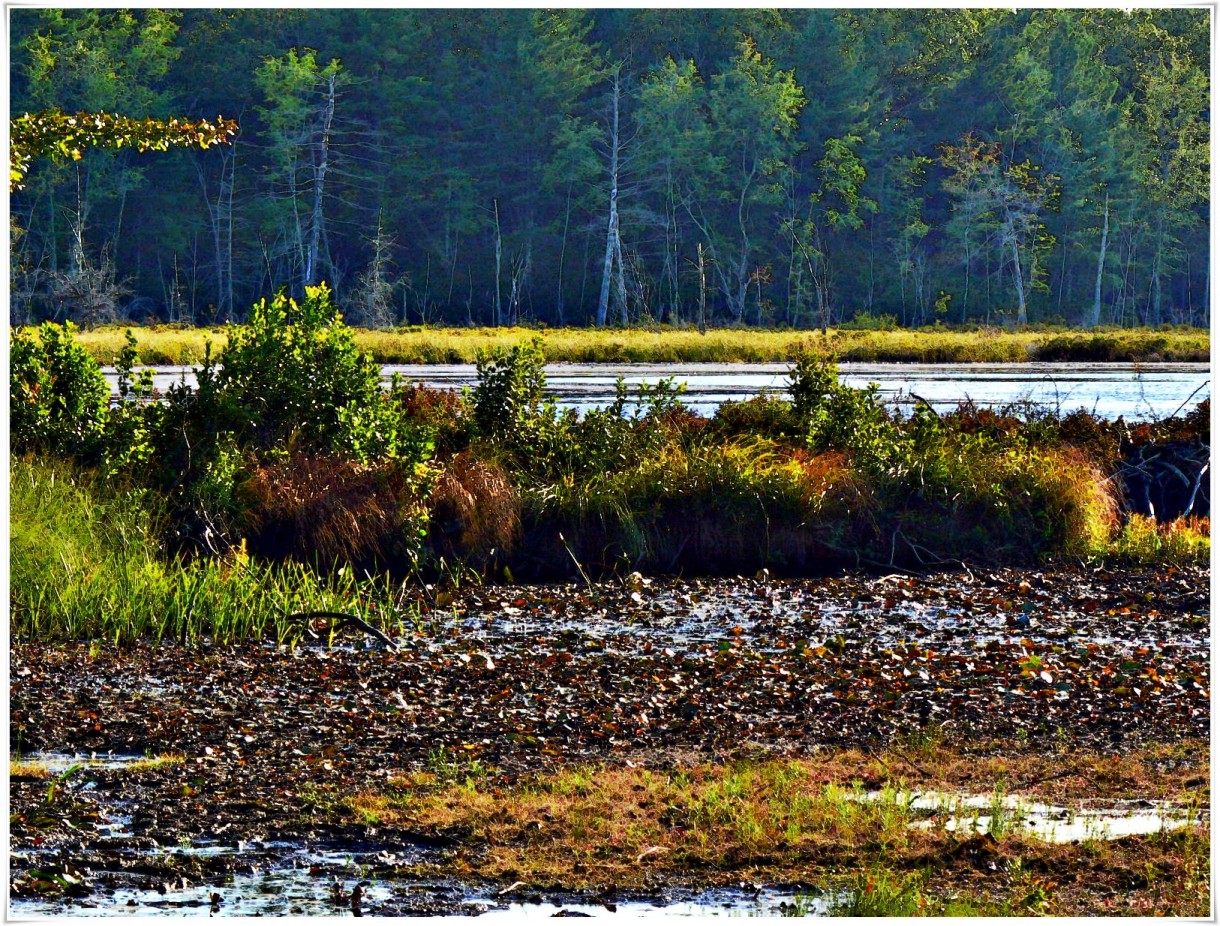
[889,747,935,779]
[1167,380,1210,422]
[287,610,398,650]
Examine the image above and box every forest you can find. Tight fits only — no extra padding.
[9,8,1210,331]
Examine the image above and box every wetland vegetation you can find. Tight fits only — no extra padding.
[10,287,1211,916]
[9,7,1211,913]
[60,323,1212,367]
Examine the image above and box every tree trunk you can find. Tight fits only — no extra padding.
[597,69,625,327]
[696,242,707,334]
[555,185,571,325]
[493,199,503,326]
[305,73,336,287]
[1009,235,1027,325]
[1087,191,1109,328]
[1150,211,1165,327]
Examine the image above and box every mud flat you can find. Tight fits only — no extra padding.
[10,564,1210,916]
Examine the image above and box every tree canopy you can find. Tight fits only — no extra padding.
[9,8,1210,329]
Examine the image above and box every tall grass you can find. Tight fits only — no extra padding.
[10,457,414,644]
[66,324,1209,366]
[518,437,1119,576]
[1112,515,1210,565]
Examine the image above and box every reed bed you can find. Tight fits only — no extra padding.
[65,324,1210,366]
[10,458,415,645]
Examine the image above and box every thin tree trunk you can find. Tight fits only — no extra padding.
[556,185,571,325]
[306,73,336,287]
[1150,212,1165,327]
[1088,191,1109,328]
[1009,235,1027,325]
[696,242,707,334]
[597,69,625,327]
[493,199,503,326]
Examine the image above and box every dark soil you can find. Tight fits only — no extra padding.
[10,563,1210,914]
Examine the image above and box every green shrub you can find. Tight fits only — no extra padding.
[712,394,799,440]
[10,322,109,460]
[473,336,554,447]
[210,283,416,461]
[788,354,897,468]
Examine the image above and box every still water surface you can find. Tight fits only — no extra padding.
[106,361,1209,421]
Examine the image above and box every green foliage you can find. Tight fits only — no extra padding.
[210,283,422,462]
[101,330,159,474]
[9,9,1210,328]
[10,108,236,190]
[473,337,554,448]
[788,355,895,464]
[9,322,109,459]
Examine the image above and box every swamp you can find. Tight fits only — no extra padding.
[9,291,1212,916]
[8,7,1212,918]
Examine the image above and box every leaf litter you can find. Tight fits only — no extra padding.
[9,562,1209,915]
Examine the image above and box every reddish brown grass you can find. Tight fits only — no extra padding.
[238,455,414,565]
[428,451,520,566]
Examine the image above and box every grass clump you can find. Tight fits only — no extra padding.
[10,457,413,644]
[1112,515,1210,565]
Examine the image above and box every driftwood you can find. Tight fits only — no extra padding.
[287,610,398,650]
[1118,439,1210,522]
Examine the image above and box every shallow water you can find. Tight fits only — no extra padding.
[10,837,831,918]
[103,361,1210,421]
[429,577,1210,663]
[14,753,156,773]
[861,790,1204,844]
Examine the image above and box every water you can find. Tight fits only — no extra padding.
[10,838,831,918]
[103,361,1209,421]
[858,790,1203,844]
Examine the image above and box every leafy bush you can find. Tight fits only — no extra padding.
[788,354,896,467]
[712,394,799,440]
[209,283,416,461]
[398,384,474,456]
[10,322,109,459]
[473,336,553,447]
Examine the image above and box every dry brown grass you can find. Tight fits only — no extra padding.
[428,452,520,566]
[238,455,416,565]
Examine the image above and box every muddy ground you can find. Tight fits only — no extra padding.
[10,563,1210,915]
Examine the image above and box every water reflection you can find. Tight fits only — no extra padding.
[104,362,1209,422]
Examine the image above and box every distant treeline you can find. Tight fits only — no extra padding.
[9,9,1209,330]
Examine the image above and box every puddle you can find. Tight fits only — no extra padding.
[12,753,159,773]
[11,856,834,918]
[10,843,424,918]
[478,888,835,918]
[859,789,1203,844]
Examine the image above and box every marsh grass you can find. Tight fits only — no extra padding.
[344,747,1209,914]
[348,758,921,881]
[67,324,1209,366]
[10,457,413,644]
[1113,514,1210,565]
[518,437,1120,575]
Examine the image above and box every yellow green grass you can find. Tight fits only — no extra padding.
[63,324,1210,366]
[9,457,414,645]
[342,741,1209,915]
